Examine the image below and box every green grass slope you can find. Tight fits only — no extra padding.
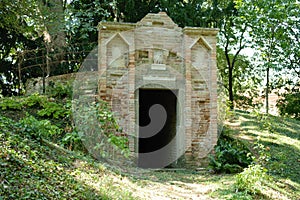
[237,110,300,183]
[0,116,135,199]
[1,107,299,199]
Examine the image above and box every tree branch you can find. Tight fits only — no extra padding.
[232,23,248,68]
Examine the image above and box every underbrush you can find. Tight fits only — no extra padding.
[209,110,300,199]
[0,83,130,157]
[0,115,135,199]
[209,127,253,173]
[0,116,101,199]
[235,164,270,195]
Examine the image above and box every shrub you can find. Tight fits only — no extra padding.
[61,130,84,151]
[0,97,23,110]
[37,101,71,119]
[277,91,300,119]
[209,127,253,173]
[0,93,47,110]
[96,100,130,156]
[73,99,130,158]
[23,93,47,108]
[17,114,62,140]
[235,164,269,194]
[46,81,73,99]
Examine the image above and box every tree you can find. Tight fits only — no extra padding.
[0,0,42,95]
[277,2,300,88]
[236,0,299,114]
[116,0,226,27]
[65,0,113,71]
[209,0,252,109]
[35,0,68,77]
[217,47,261,109]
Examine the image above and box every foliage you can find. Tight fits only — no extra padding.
[252,140,271,167]
[95,100,130,156]
[236,0,300,113]
[0,93,49,111]
[0,92,71,120]
[0,115,130,199]
[216,0,253,109]
[35,82,72,119]
[65,0,112,71]
[46,81,73,99]
[0,94,70,145]
[61,130,84,151]
[0,0,40,96]
[17,114,62,140]
[116,0,231,28]
[23,93,48,108]
[209,127,253,173]
[37,101,71,119]
[277,91,300,119]
[217,47,262,109]
[235,164,269,195]
[73,99,130,158]
[69,0,111,41]
[0,98,23,110]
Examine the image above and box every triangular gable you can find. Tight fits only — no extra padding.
[190,36,213,51]
[105,33,130,46]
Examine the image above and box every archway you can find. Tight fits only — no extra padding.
[138,89,178,168]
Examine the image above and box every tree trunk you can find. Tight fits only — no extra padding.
[46,45,50,77]
[18,53,22,96]
[266,66,269,114]
[42,50,46,94]
[228,67,234,109]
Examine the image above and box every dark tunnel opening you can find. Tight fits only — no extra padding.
[138,89,177,168]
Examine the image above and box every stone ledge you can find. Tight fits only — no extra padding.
[142,76,176,81]
[151,64,167,70]
[183,27,219,36]
[98,22,136,31]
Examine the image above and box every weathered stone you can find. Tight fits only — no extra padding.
[97,12,219,168]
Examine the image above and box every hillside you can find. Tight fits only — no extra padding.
[0,95,299,199]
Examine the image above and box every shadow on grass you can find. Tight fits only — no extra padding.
[271,116,300,140]
[0,125,134,200]
[236,111,300,185]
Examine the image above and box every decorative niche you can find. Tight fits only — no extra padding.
[191,36,212,68]
[106,33,129,68]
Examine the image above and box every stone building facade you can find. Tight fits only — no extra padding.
[97,12,218,168]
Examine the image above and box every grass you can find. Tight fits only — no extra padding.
[1,108,299,199]
[237,111,300,183]
[224,110,300,199]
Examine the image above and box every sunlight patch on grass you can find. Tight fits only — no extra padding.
[274,134,300,151]
[71,169,238,200]
[262,178,300,200]
[244,128,300,151]
[72,170,136,199]
[232,111,300,199]
[238,134,255,141]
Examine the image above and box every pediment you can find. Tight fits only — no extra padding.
[190,36,213,51]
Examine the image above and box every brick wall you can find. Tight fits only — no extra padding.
[97,12,219,167]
